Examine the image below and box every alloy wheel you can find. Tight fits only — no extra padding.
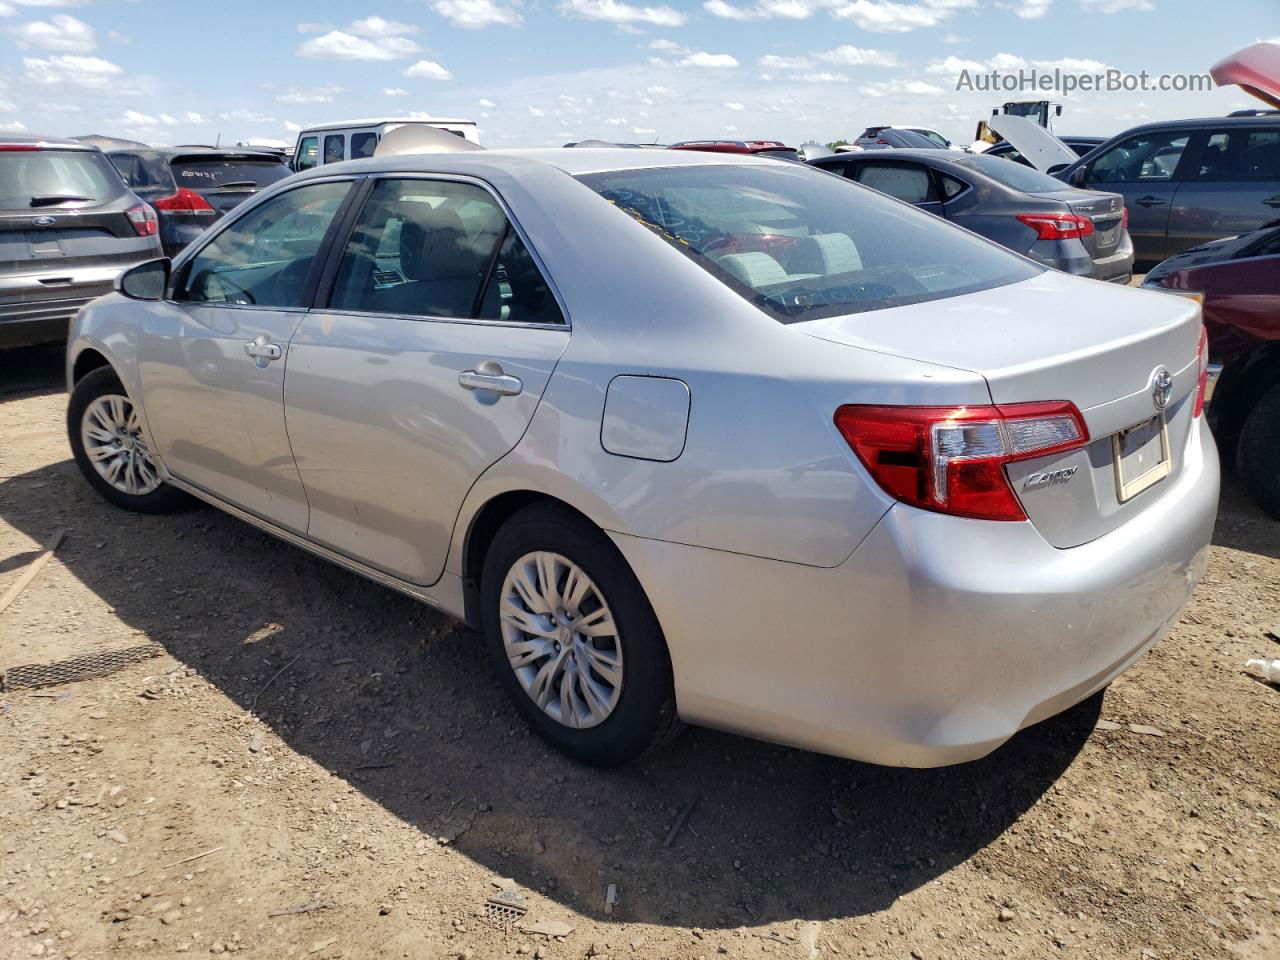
[499,551,624,729]
[80,394,162,497]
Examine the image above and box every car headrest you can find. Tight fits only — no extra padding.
[398,205,484,282]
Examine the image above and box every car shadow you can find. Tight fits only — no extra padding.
[0,345,65,401]
[0,459,1100,928]
[1211,471,1280,561]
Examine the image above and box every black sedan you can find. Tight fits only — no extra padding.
[809,148,1134,283]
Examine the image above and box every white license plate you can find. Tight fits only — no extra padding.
[1113,415,1171,502]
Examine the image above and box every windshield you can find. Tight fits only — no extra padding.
[956,154,1068,193]
[577,163,1040,324]
[0,149,126,211]
[170,156,290,191]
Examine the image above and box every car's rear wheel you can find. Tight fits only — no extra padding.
[67,366,193,514]
[480,502,682,765]
[1237,383,1280,520]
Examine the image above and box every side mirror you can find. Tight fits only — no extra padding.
[1046,163,1069,176]
[1055,104,1063,117]
[116,258,170,301]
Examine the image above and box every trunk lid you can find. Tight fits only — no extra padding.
[1029,187,1126,258]
[802,270,1204,546]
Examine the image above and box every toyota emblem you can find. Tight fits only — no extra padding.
[31,215,56,227]
[1151,367,1173,411]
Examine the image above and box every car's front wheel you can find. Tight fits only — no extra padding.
[67,366,193,514]
[1237,382,1280,520]
[480,503,682,765]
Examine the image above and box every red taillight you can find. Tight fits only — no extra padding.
[0,144,40,152]
[1193,325,1209,419]
[1016,212,1094,240]
[152,187,216,216]
[1121,207,1129,231]
[126,202,158,237]
[834,401,1090,521]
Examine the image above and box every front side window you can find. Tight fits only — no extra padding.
[329,178,563,324]
[1089,132,1189,183]
[176,180,351,307]
[295,137,319,171]
[350,132,378,159]
[323,135,345,165]
[853,163,937,203]
[578,163,1039,323]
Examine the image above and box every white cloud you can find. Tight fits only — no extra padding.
[759,54,811,69]
[478,97,497,107]
[297,19,420,60]
[528,106,545,116]
[118,109,164,127]
[10,12,94,51]
[1002,0,1051,17]
[404,59,453,80]
[942,32,968,43]
[24,53,122,89]
[220,110,277,123]
[680,51,739,68]
[705,0,966,28]
[183,111,206,124]
[283,120,302,132]
[1077,0,1151,11]
[558,0,687,27]
[277,83,345,103]
[724,100,745,110]
[860,78,945,96]
[381,87,409,96]
[431,0,522,28]
[815,44,901,66]
[0,3,14,16]
[831,1,946,32]
[704,0,817,18]
[648,37,683,51]
[0,120,29,132]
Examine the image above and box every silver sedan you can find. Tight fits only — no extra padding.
[65,148,1219,767]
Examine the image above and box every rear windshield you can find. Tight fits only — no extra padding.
[755,148,801,160]
[957,154,1067,193]
[577,164,1040,323]
[170,157,290,191]
[0,149,126,211]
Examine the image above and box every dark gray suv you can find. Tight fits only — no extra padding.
[1058,116,1280,267]
[1,134,162,348]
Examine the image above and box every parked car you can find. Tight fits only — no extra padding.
[1054,115,1280,267]
[983,136,1106,166]
[107,148,291,257]
[667,139,800,160]
[1143,223,1280,516]
[1,134,160,349]
[901,127,955,149]
[66,148,1216,768]
[293,118,480,172]
[809,149,1134,282]
[853,127,942,150]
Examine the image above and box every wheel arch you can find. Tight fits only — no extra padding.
[71,347,114,387]
[1212,343,1280,455]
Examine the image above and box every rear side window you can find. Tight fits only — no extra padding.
[1089,132,1189,183]
[328,178,562,324]
[170,156,290,191]
[853,163,938,203]
[350,132,378,159]
[578,163,1039,323]
[0,149,126,211]
[176,180,351,308]
[109,151,176,192]
[323,135,345,165]
[1194,129,1280,181]
[296,136,319,171]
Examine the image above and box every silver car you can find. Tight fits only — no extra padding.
[65,149,1219,767]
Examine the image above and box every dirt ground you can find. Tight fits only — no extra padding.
[1,346,1277,960]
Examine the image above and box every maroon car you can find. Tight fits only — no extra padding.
[1143,223,1280,517]
[668,139,800,160]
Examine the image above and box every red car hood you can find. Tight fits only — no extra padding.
[1210,42,1280,108]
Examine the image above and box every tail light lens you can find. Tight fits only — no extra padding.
[1016,213,1094,240]
[126,202,158,237]
[153,187,216,216]
[0,144,40,152]
[834,401,1090,521]
[1193,325,1210,418]
[1121,207,1129,231]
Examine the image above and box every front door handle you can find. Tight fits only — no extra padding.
[1134,195,1166,208]
[244,339,282,362]
[459,361,522,397]
[1263,194,1280,208]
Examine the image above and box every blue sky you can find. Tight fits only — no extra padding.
[1,0,1276,149]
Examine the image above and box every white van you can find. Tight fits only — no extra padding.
[293,118,479,171]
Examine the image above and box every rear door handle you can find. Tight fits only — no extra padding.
[1134,195,1166,207]
[1263,194,1280,208]
[459,361,522,397]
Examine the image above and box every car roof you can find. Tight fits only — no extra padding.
[1114,115,1280,132]
[0,133,99,151]
[297,118,476,133]
[107,146,286,160]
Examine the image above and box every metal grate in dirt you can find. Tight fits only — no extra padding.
[484,889,528,932]
[1,643,165,691]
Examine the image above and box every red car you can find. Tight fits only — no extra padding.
[1143,223,1280,517]
[668,139,800,160]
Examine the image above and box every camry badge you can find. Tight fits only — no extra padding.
[1150,367,1173,411]
[31,215,56,227]
[1024,466,1078,490]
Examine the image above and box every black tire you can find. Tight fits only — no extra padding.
[67,366,195,514]
[480,502,682,766]
[1237,382,1280,520]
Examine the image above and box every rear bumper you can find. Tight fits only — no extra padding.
[1032,236,1135,283]
[612,417,1219,767]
